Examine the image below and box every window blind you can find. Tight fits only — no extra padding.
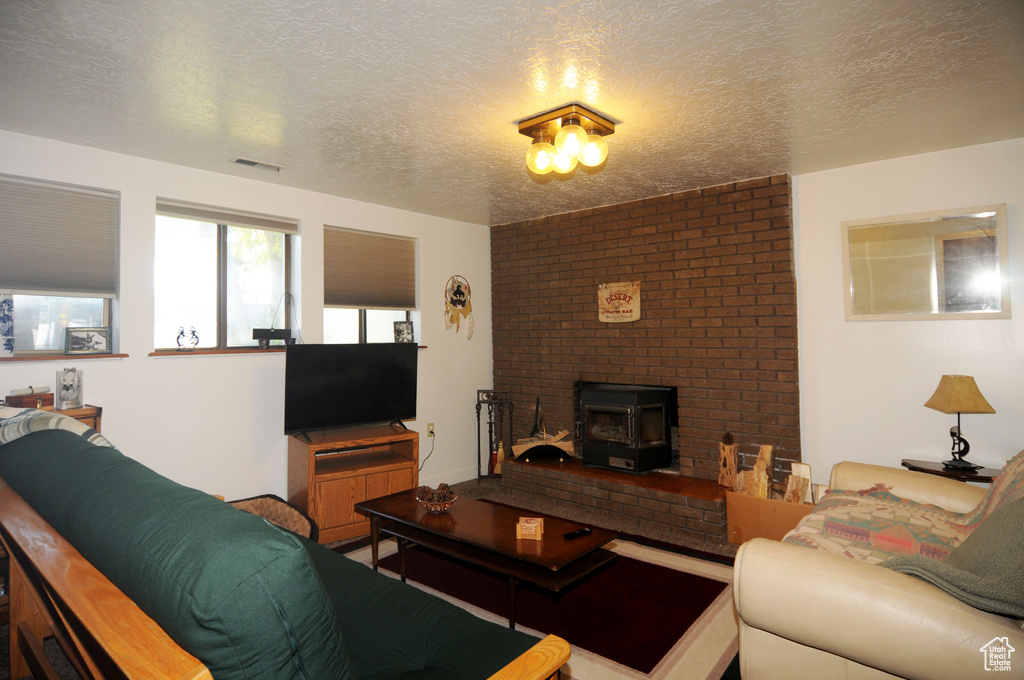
[324,226,416,309]
[0,174,119,298]
[156,198,299,234]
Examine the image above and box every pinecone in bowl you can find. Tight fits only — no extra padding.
[415,483,458,513]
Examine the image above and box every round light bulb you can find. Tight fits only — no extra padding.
[552,151,578,174]
[578,133,609,167]
[554,122,589,158]
[525,141,557,174]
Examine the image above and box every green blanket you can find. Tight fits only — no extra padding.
[882,497,1024,618]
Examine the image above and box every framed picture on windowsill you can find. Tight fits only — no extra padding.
[65,327,112,355]
[394,321,415,343]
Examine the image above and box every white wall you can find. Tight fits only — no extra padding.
[7,129,1023,496]
[794,138,1024,482]
[0,130,493,499]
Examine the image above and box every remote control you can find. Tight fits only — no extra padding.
[563,527,592,540]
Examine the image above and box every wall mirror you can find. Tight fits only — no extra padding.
[842,204,1010,321]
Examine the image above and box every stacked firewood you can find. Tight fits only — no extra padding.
[718,432,818,503]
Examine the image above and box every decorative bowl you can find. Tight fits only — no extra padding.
[416,494,458,514]
[415,484,457,513]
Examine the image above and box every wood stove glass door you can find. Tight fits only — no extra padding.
[583,405,634,447]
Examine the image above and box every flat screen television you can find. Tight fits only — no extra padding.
[284,343,417,435]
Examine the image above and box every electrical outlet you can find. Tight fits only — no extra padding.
[427,423,435,438]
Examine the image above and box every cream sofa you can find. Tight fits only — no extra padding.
[734,456,1024,680]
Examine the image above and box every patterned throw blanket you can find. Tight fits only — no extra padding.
[782,484,970,563]
[783,450,1024,565]
[0,406,114,449]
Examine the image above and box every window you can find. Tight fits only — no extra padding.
[324,308,415,344]
[322,227,417,344]
[0,174,118,355]
[154,200,296,350]
[12,295,108,352]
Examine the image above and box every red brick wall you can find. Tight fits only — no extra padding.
[490,174,799,483]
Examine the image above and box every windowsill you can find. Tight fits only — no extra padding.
[149,348,286,357]
[0,353,129,362]
[4,347,423,361]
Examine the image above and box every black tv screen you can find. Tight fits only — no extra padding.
[284,343,417,434]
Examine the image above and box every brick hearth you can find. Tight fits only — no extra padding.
[500,456,727,545]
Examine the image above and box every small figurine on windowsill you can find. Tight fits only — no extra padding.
[176,326,200,352]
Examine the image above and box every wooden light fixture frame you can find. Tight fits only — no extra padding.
[517,102,616,142]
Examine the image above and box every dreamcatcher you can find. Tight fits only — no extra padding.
[444,275,474,340]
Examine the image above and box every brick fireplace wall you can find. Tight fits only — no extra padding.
[490,174,799,484]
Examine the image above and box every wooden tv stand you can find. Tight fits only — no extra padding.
[287,424,419,544]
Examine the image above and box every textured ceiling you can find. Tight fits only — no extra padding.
[1,0,1022,226]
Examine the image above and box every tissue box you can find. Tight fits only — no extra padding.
[6,392,54,410]
[516,517,544,540]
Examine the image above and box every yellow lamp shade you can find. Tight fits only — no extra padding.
[924,375,995,414]
[525,141,557,174]
[554,122,589,157]
[578,133,609,167]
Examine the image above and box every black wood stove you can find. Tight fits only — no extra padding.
[578,382,674,473]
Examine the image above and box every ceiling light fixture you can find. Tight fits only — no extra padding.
[518,103,615,177]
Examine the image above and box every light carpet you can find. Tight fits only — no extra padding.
[343,538,738,680]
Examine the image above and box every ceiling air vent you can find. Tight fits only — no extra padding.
[231,157,284,172]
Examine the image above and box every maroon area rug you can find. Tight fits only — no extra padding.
[379,545,728,674]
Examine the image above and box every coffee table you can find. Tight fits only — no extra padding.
[355,490,616,629]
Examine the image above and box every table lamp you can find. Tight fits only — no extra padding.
[924,375,995,470]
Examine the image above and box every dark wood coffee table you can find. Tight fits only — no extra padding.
[355,490,616,629]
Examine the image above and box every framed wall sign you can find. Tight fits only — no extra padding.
[598,281,640,322]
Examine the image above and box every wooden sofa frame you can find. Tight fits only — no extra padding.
[0,479,569,680]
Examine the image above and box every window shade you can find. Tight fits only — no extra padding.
[0,175,119,298]
[156,198,299,234]
[324,227,416,309]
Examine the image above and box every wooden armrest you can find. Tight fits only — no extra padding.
[0,478,212,680]
[488,634,570,680]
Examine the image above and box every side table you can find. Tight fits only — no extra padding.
[56,404,102,432]
[901,459,1001,484]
